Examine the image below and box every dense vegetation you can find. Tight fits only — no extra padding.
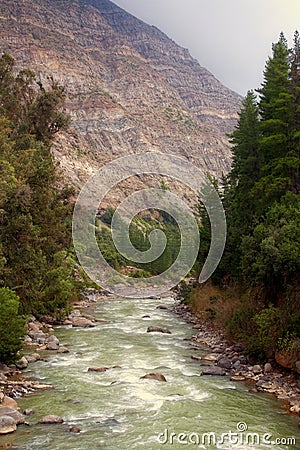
[97,208,182,277]
[0,54,82,360]
[197,32,300,363]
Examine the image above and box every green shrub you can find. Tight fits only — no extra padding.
[0,288,26,363]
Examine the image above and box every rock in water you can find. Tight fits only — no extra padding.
[88,367,108,372]
[72,318,95,328]
[140,373,167,382]
[201,366,227,376]
[16,356,28,369]
[147,326,171,334]
[69,425,81,433]
[0,407,24,425]
[0,416,17,434]
[39,415,64,424]
[46,342,59,351]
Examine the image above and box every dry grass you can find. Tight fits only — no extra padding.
[189,280,240,330]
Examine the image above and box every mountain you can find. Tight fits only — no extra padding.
[0,0,242,201]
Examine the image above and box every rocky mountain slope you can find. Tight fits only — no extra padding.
[0,0,242,202]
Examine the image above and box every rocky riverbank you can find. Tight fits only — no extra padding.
[173,301,300,427]
[0,290,108,436]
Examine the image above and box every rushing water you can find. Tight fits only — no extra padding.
[1,297,299,449]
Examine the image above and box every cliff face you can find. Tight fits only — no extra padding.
[0,0,242,196]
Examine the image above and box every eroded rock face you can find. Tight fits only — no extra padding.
[0,0,242,201]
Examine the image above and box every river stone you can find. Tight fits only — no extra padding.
[201,366,227,376]
[264,363,272,374]
[1,396,18,410]
[191,355,202,361]
[252,364,262,374]
[47,335,59,345]
[0,416,17,434]
[16,356,28,369]
[156,305,168,310]
[69,425,81,433]
[46,342,59,351]
[57,346,69,353]
[0,407,24,425]
[290,404,300,414]
[39,415,64,424]
[140,373,167,382]
[28,332,46,344]
[88,367,108,372]
[217,357,232,369]
[28,322,40,332]
[230,375,246,382]
[147,326,171,334]
[28,353,41,363]
[202,354,218,363]
[72,318,95,328]
[24,409,34,416]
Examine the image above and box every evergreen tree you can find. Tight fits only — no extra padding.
[0,54,78,316]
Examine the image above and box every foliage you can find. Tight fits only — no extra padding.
[97,210,182,276]
[0,54,79,318]
[0,288,26,363]
[195,32,300,361]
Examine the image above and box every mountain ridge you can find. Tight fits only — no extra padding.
[0,0,242,201]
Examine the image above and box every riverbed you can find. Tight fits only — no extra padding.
[1,297,299,449]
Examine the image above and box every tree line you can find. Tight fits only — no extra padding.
[0,54,81,362]
[198,32,300,360]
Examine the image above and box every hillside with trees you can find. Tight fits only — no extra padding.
[0,54,81,361]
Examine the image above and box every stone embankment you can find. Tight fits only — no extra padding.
[174,302,300,427]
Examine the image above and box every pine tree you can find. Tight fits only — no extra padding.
[219,92,260,277]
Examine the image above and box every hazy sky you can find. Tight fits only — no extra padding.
[112,0,300,95]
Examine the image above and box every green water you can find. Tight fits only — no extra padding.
[1,297,299,449]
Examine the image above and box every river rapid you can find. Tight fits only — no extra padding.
[2,296,299,449]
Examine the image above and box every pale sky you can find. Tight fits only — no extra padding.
[112,0,300,95]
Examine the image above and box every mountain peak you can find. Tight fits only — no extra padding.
[0,0,242,191]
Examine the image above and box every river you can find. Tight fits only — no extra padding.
[1,297,299,449]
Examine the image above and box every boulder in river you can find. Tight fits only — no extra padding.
[28,331,46,344]
[202,354,218,363]
[46,342,59,351]
[26,353,41,363]
[88,367,108,373]
[69,425,81,433]
[147,326,171,334]
[39,415,64,424]
[57,346,69,353]
[0,407,24,425]
[156,305,168,310]
[191,355,202,361]
[16,356,28,369]
[0,416,17,434]
[1,396,18,410]
[201,366,227,376]
[72,318,95,328]
[140,372,167,382]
